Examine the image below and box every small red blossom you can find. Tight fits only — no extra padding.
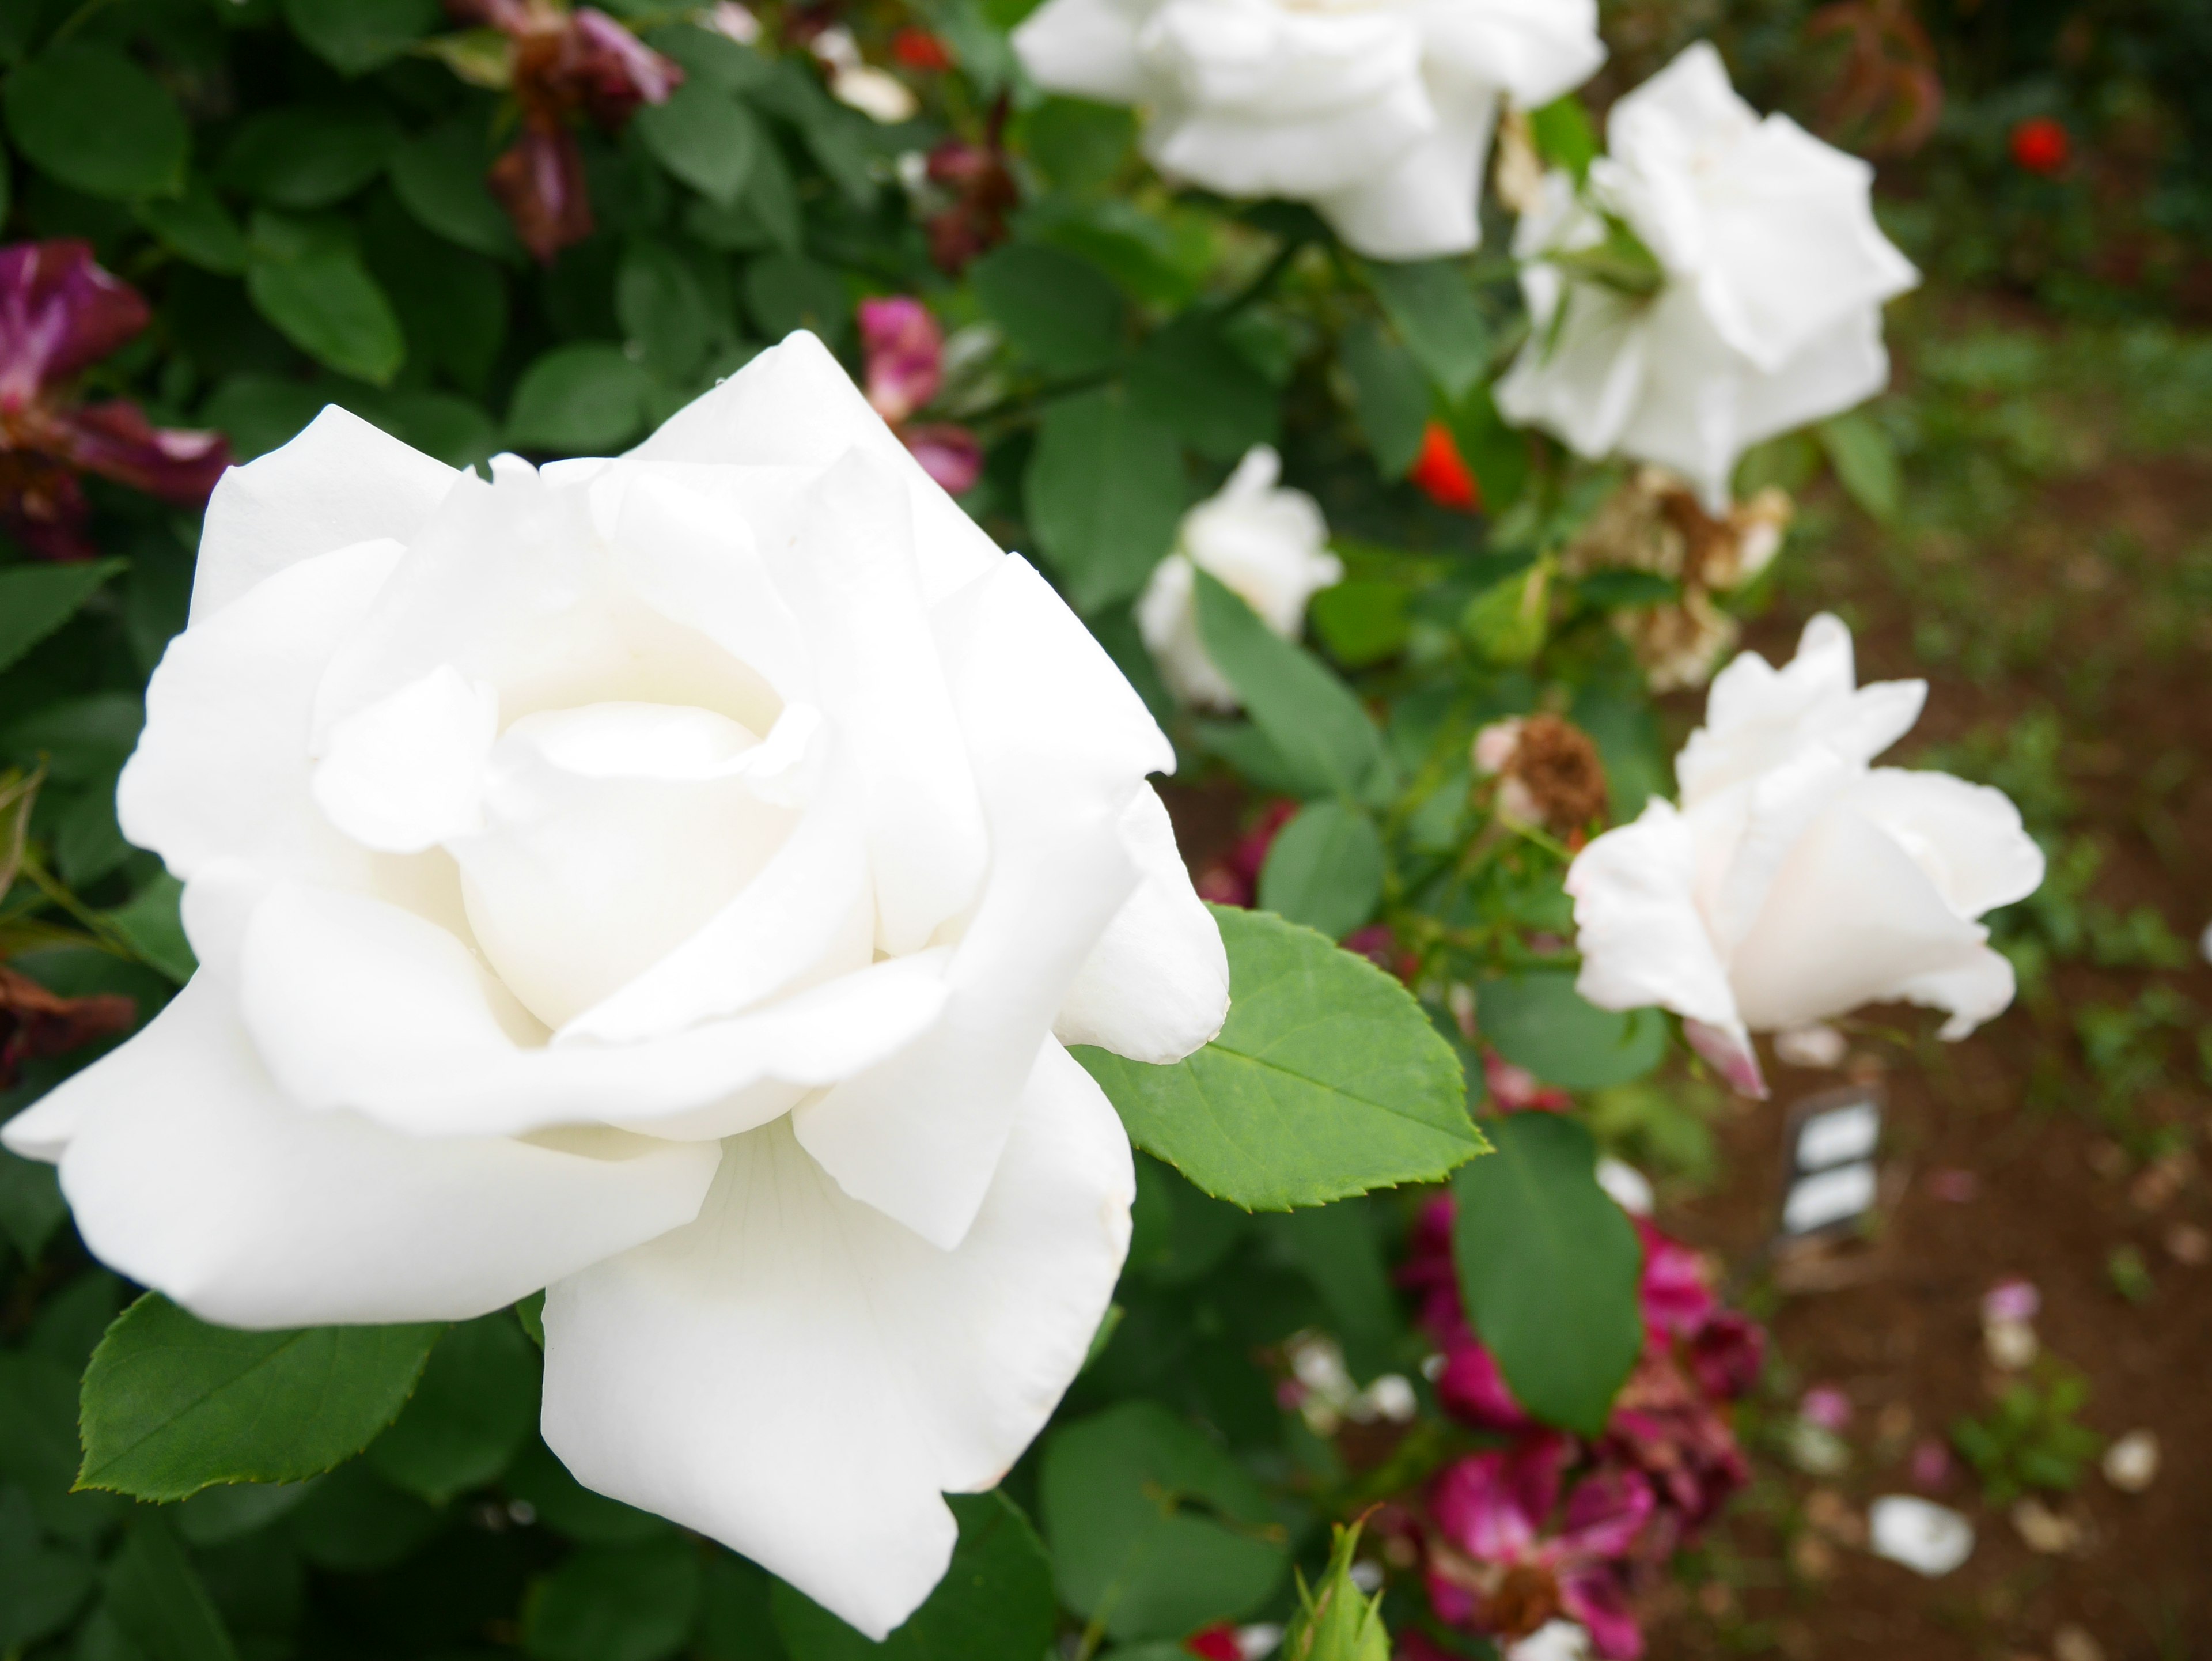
[891,27,953,72]
[923,105,1018,274]
[2009,116,2070,177]
[1184,1626,1243,1661]
[0,962,134,1089]
[447,1,684,261]
[0,240,228,560]
[1409,421,1479,513]
[855,297,984,495]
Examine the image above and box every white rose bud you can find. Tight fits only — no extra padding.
[1495,43,1920,509]
[1012,0,1604,260]
[1137,445,1342,711]
[2,332,1231,1640]
[1565,613,2042,1097]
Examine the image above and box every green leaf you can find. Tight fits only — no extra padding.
[646,24,774,94]
[1360,259,1490,400]
[245,237,406,385]
[1442,383,1529,514]
[618,236,715,382]
[971,241,1124,375]
[104,872,195,983]
[285,0,440,75]
[1077,906,1481,1210]
[5,43,187,200]
[219,106,400,209]
[284,1462,441,1572]
[522,1534,702,1661]
[1460,558,1550,665]
[170,1479,317,1548]
[503,1439,669,1545]
[1025,387,1187,614]
[102,1515,240,1661]
[0,1484,94,1648]
[1021,97,1137,194]
[1450,1113,1643,1437]
[1309,579,1408,669]
[0,558,124,674]
[741,251,849,350]
[388,120,524,261]
[506,343,654,454]
[1529,95,1599,180]
[1817,409,1901,523]
[134,177,248,275]
[1260,1203,1399,1380]
[637,81,763,206]
[1041,1401,1286,1642]
[77,1295,445,1501]
[772,1492,1055,1660]
[695,1553,788,1661]
[1476,971,1667,1091]
[1127,314,1278,460]
[1338,318,1427,478]
[1575,569,1678,610]
[200,376,328,463]
[0,1147,67,1262]
[1257,801,1385,940]
[366,1313,539,1504]
[1194,570,1384,799]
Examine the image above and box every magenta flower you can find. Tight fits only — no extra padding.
[446,1,684,262]
[1425,1436,1653,1659]
[0,240,227,561]
[855,297,983,495]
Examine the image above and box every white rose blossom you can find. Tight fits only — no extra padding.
[1,333,1232,1638]
[1565,614,2043,1097]
[1495,43,1920,508]
[1011,0,1604,260]
[1137,445,1342,710]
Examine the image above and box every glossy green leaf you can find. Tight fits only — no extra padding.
[1128,313,1278,460]
[647,24,774,94]
[971,241,1124,374]
[1361,259,1490,399]
[1339,317,1427,478]
[285,0,440,74]
[618,236,716,381]
[1021,97,1137,193]
[1194,571,1385,798]
[507,343,654,453]
[135,178,248,275]
[1309,579,1409,669]
[389,120,524,260]
[1529,94,1600,179]
[284,1462,442,1572]
[104,873,195,983]
[1477,971,1668,1091]
[220,107,400,209]
[1450,1113,1643,1436]
[1025,387,1187,614]
[522,1534,702,1661]
[103,1515,240,1661]
[5,44,187,200]
[0,1484,94,1648]
[771,1493,1054,1660]
[366,1313,540,1504]
[1257,800,1386,940]
[0,559,124,675]
[637,82,763,206]
[245,241,406,385]
[78,1295,445,1501]
[1041,1402,1286,1642]
[1818,409,1902,523]
[1077,906,1481,1210]
[742,251,849,350]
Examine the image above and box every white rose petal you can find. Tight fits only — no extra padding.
[1868,1495,1974,1577]
[4,330,1229,1638]
[1495,43,1919,508]
[1013,0,1603,259]
[1138,445,1343,712]
[1566,614,2042,1066]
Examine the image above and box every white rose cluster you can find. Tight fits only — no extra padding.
[1138,444,1342,710]
[1497,44,1920,508]
[1012,0,1605,260]
[1566,614,2043,1095]
[2,333,1231,1638]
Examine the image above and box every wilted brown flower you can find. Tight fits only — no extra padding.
[0,963,133,1090]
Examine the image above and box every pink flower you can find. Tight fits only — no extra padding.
[854,298,984,495]
[0,240,227,559]
[1426,1437,1653,1659]
[1798,1386,1851,1433]
[1484,1050,1573,1113]
[1982,1277,2039,1326]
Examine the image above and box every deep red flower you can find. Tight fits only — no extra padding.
[1184,1626,1243,1661]
[2009,116,2070,177]
[447,1,684,261]
[0,241,228,560]
[891,27,953,72]
[0,963,134,1089]
[923,109,1018,274]
[1409,421,1479,512]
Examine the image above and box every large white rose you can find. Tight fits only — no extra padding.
[1011,0,1604,260]
[1137,444,1342,710]
[0,332,1230,1638]
[1565,614,2042,1096]
[1494,43,1920,508]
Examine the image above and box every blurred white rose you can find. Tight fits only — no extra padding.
[1137,445,1342,710]
[1565,614,2041,1096]
[2,332,1229,1639]
[1011,0,1604,260]
[1495,43,1919,508]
